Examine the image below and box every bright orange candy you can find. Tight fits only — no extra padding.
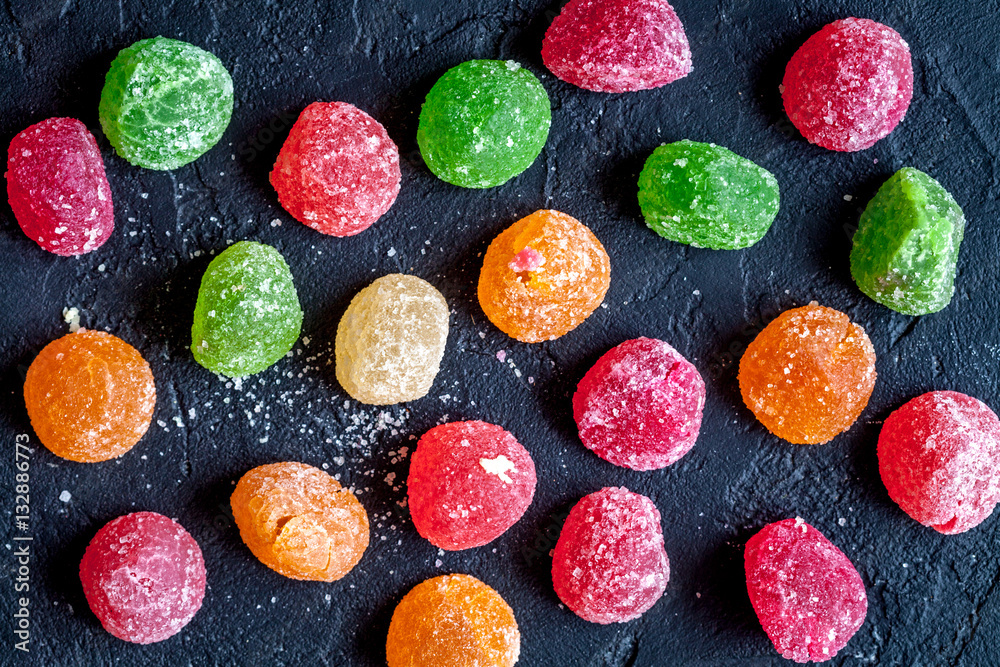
[386,574,520,667]
[231,462,369,582]
[739,303,876,444]
[478,209,610,343]
[24,330,155,462]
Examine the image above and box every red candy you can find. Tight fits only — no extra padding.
[573,337,705,470]
[80,512,206,644]
[6,117,114,255]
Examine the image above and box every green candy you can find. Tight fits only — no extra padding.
[850,168,965,315]
[417,60,551,189]
[191,241,303,377]
[637,140,780,249]
[99,36,233,170]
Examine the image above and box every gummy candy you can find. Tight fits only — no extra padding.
[850,168,965,315]
[878,391,1000,535]
[231,462,369,581]
[408,421,536,550]
[637,140,780,249]
[336,274,449,405]
[542,0,692,93]
[386,574,520,667]
[573,337,705,470]
[24,330,155,463]
[417,60,550,188]
[782,18,913,152]
[80,512,206,644]
[745,518,867,663]
[99,36,234,169]
[478,210,610,343]
[191,241,302,377]
[739,303,876,445]
[6,117,114,255]
[270,102,401,237]
[552,487,669,624]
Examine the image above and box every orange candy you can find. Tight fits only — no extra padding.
[24,330,155,462]
[478,209,610,343]
[739,303,876,444]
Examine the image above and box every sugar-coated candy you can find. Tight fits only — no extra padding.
[417,60,550,188]
[638,140,780,249]
[739,303,876,445]
[573,338,705,470]
[878,391,1000,535]
[336,274,449,405]
[408,421,536,550]
[745,518,867,663]
[386,574,520,667]
[782,18,913,152]
[542,0,692,93]
[99,36,234,169]
[552,487,669,624]
[478,210,610,342]
[80,512,206,644]
[24,330,155,463]
[850,168,965,315]
[191,241,302,377]
[6,118,114,255]
[270,102,400,237]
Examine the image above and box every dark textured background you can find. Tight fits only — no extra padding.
[2,0,999,665]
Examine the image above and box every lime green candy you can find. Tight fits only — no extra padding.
[192,242,303,377]
[417,60,551,188]
[637,140,780,249]
[99,37,233,170]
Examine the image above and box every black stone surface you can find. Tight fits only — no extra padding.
[2,0,999,665]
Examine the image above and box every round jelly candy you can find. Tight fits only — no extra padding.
[542,0,692,93]
[739,303,876,445]
[637,140,780,249]
[478,209,610,343]
[99,36,234,169]
[336,274,449,405]
[24,330,155,463]
[6,117,114,255]
[80,512,206,644]
[408,421,536,550]
[573,337,705,470]
[386,574,520,667]
[878,391,1000,535]
[191,241,302,377]
[782,18,913,152]
[552,487,669,624]
[745,518,867,663]
[850,168,965,315]
[270,101,401,237]
[417,60,550,189]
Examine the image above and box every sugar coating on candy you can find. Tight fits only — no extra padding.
[552,487,669,624]
[782,18,913,152]
[24,330,155,463]
[80,512,206,644]
[478,209,610,343]
[739,303,876,445]
[638,140,780,249]
[336,274,449,405]
[386,574,520,667]
[270,102,400,237]
[745,518,867,663]
[99,36,234,169]
[573,338,705,470]
[417,60,551,188]
[191,241,302,377]
[542,0,692,93]
[6,118,114,255]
